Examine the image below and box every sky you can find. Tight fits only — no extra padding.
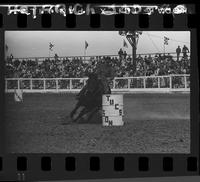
[5,31,190,58]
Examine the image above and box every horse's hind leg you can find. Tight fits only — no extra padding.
[73,107,88,122]
[70,103,80,119]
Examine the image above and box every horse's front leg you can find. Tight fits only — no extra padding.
[87,107,100,122]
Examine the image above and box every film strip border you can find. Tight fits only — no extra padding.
[0,3,200,181]
[0,155,198,181]
[0,13,199,29]
[0,4,197,29]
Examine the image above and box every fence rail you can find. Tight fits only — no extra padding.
[5,74,190,93]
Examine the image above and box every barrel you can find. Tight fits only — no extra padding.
[102,94,124,126]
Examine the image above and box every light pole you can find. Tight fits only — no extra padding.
[119,31,142,76]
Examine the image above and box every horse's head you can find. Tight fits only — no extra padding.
[88,72,98,80]
[97,76,111,95]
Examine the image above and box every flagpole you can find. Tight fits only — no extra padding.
[84,47,86,61]
[48,42,50,59]
[164,44,165,55]
[163,37,165,55]
[163,43,165,55]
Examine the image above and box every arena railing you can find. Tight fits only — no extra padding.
[5,74,190,93]
[10,52,190,62]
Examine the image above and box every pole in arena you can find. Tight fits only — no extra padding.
[119,31,142,76]
[14,88,23,102]
[102,94,124,126]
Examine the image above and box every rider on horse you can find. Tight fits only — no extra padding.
[70,73,111,122]
[70,60,115,123]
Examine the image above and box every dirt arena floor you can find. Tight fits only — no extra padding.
[5,92,190,153]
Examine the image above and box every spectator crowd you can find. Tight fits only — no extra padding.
[5,52,190,79]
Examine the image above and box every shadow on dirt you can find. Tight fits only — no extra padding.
[61,112,102,125]
[76,112,102,124]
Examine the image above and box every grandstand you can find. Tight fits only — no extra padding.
[5,52,190,93]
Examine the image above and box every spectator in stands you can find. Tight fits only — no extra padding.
[10,54,14,60]
[166,53,172,59]
[148,54,153,62]
[54,53,59,60]
[123,50,127,59]
[5,53,190,80]
[137,54,142,59]
[182,45,189,58]
[176,48,181,61]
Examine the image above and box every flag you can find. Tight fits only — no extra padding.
[164,36,169,45]
[123,39,128,48]
[85,41,89,50]
[49,42,54,51]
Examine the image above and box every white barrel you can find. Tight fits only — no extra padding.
[102,94,124,126]
[102,116,124,126]
[102,94,123,106]
[102,105,124,116]
[14,89,23,102]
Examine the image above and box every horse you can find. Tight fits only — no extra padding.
[70,72,111,123]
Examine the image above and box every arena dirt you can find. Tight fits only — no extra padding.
[5,93,190,153]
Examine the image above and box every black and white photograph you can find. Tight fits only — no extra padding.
[5,31,190,153]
